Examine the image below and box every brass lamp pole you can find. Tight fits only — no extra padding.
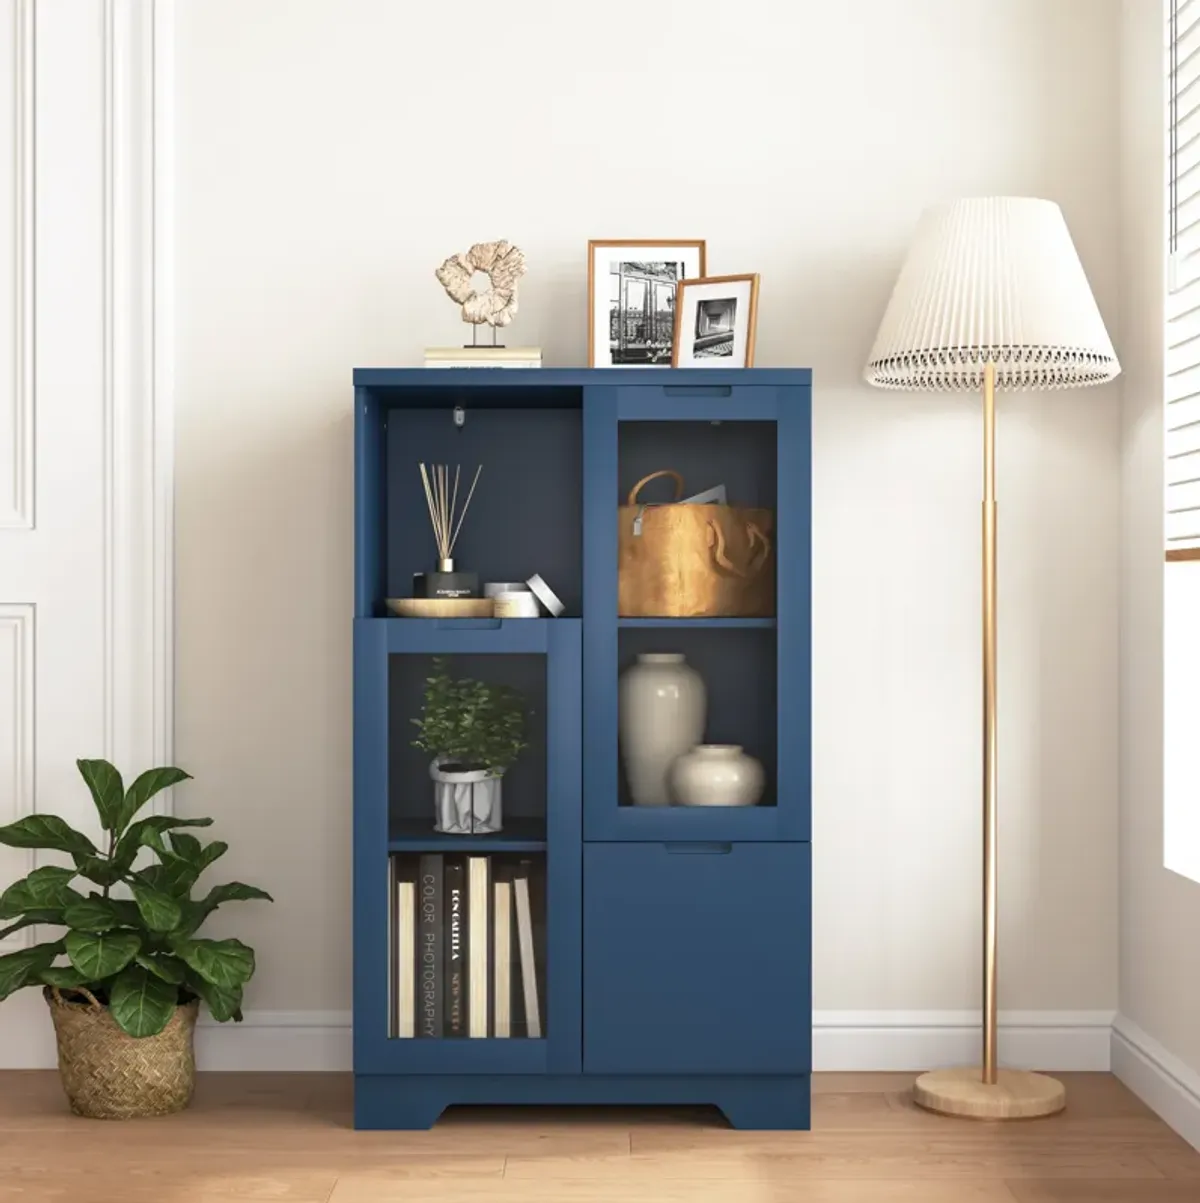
[981,359,999,1087]
[864,198,1120,1120]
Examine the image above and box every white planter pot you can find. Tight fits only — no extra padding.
[618,652,706,807]
[669,743,764,807]
[431,759,504,834]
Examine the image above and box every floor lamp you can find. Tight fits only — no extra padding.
[863,197,1120,1120]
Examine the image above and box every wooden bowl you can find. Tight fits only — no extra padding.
[385,597,495,618]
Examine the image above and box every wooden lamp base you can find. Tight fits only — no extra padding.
[913,1067,1066,1120]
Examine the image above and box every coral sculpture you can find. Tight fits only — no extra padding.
[435,240,527,327]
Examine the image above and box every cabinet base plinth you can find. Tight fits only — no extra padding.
[353,1073,811,1131]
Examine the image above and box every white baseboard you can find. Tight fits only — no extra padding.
[1,1008,1118,1074]
[1112,1014,1200,1152]
[195,1011,351,1072]
[186,1008,1115,1073]
[812,1010,1115,1072]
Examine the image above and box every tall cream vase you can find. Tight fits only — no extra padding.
[618,653,706,806]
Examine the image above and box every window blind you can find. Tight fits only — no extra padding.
[1169,0,1200,556]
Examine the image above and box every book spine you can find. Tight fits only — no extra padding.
[513,862,541,1039]
[387,855,397,1037]
[417,854,443,1038]
[493,870,512,1039]
[468,856,491,1038]
[396,875,417,1038]
[444,856,467,1037]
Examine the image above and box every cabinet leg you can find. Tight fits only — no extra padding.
[354,1079,448,1130]
[716,1078,811,1130]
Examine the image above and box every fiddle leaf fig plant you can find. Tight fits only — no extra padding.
[0,759,272,1037]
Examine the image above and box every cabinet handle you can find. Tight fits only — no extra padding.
[663,842,733,855]
[662,386,732,398]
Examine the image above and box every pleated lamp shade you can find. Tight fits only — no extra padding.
[864,196,1120,391]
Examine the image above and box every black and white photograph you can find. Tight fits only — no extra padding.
[672,274,760,368]
[693,296,739,358]
[588,241,706,367]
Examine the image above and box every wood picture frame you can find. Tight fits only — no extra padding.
[587,240,707,367]
[671,273,760,368]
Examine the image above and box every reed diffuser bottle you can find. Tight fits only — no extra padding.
[413,462,482,599]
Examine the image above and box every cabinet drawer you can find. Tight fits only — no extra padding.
[583,842,811,1075]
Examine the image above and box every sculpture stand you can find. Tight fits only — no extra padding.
[469,325,503,349]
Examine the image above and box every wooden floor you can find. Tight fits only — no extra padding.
[0,1071,1197,1202]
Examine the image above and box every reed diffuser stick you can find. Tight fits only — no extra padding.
[417,461,483,565]
[448,465,483,555]
[419,463,444,554]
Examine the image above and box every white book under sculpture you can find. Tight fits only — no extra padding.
[493,874,513,1039]
[468,856,490,1038]
[424,346,542,369]
[396,875,416,1038]
[513,869,541,1039]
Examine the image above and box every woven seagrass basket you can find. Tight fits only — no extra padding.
[45,986,199,1119]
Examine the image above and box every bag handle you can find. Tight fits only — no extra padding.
[51,984,104,1011]
[707,520,771,578]
[627,470,684,506]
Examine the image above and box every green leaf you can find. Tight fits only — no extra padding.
[175,882,271,938]
[76,758,125,833]
[173,937,255,988]
[65,929,141,981]
[137,856,197,899]
[0,941,64,1001]
[0,815,97,858]
[0,866,79,918]
[108,965,178,1038]
[200,882,273,911]
[135,953,186,985]
[0,910,64,940]
[138,838,225,899]
[195,840,228,873]
[117,767,192,834]
[186,973,243,1023]
[74,855,122,888]
[113,816,213,874]
[38,965,89,989]
[168,832,203,862]
[130,883,182,933]
[62,896,123,933]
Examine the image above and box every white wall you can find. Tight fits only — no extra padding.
[1115,0,1200,1120]
[175,0,1122,1035]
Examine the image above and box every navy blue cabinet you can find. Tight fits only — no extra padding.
[352,369,811,1131]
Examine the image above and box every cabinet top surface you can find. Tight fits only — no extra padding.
[353,367,812,388]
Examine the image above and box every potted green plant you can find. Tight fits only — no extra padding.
[410,657,529,834]
[0,759,271,1119]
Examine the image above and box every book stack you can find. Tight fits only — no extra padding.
[391,854,542,1039]
[423,346,542,369]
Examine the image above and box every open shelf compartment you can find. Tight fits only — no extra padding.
[355,383,582,619]
[389,651,549,842]
[617,419,777,621]
[617,626,777,810]
[390,851,547,1043]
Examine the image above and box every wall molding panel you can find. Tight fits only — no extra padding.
[1,0,35,531]
[0,603,34,951]
[103,0,176,799]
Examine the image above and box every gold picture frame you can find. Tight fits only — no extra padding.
[587,240,707,367]
[671,273,760,368]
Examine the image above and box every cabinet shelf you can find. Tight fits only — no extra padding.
[617,618,776,629]
[388,817,547,853]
